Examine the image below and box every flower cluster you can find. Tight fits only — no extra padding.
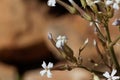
[47,0,120,10]
[106,0,120,10]
[39,0,120,80]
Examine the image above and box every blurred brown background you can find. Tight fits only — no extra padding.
[0,0,120,80]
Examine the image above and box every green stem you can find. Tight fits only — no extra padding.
[56,0,77,14]
[93,21,106,42]
[110,35,120,46]
[104,22,120,71]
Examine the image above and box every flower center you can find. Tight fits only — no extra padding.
[45,68,49,71]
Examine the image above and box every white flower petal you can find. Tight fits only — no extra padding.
[62,36,67,44]
[111,69,117,76]
[113,3,119,10]
[56,35,67,48]
[103,72,110,78]
[115,0,120,4]
[112,19,118,26]
[47,62,53,69]
[56,40,62,48]
[47,70,52,78]
[40,70,47,76]
[57,35,62,40]
[47,0,56,7]
[106,1,113,6]
[112,76,120,80]
[42,61,46,69]
[62,36,67,40]
[112,19,120,26]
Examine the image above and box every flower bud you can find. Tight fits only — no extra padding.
[80,0,87,8]
[86,0,98,13]
[107,7,114,18]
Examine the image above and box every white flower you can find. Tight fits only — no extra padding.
[105,0,120,10]
[47,0,56,7]
[103,69,120,80]
[113,2,119,10]
[40,61,53,78]
[106,0,114,6]
[56,35,67,48]
[112,19,120,26]
[115,0,120,4]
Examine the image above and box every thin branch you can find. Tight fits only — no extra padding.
[110,35,120,47]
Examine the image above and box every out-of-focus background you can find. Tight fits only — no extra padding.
[0,0,120,80]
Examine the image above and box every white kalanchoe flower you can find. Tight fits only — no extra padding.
[56,35,67,48]
[103,69,120,80]
[47,0,56,7]
[112,19,120,26]
[40,61,53,78]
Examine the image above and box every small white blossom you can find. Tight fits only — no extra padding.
[103,69,120,80]
[112,19,120,26]
[113,2,119,10]
[106,0,120,10]
[56,35,67,48]
[47,0,56,7]
[106,0,114,6]
[40,61,53,78]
